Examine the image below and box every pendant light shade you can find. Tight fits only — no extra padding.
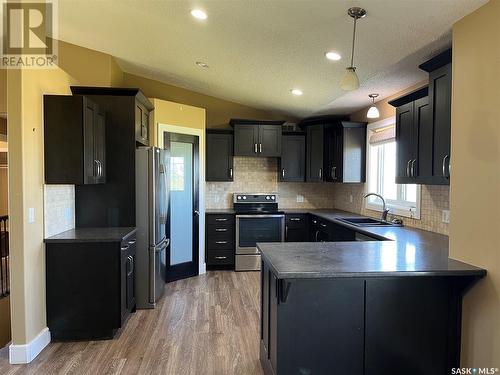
[366,94,380,119]
[340,7,366,91]
[340,67,359,91]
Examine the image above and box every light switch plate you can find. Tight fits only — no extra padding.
[442,210,450,224]
[349,194,353,203]
[28,207,35,223]
[296,194,304,203]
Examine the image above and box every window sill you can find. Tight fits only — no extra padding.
[365,202,421,220]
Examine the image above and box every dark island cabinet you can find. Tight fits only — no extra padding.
[45,229,136,340]
[284,213,308,241]
[231,119,284,157]
[306,124,324,182]
[206,130,234,181]
[279,133,305,182]
[44,95,106,184]
[261,262,365,375]
[324,121,367,183]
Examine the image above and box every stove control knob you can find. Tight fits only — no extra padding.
[266,196,270,200]
[271,196,275,200]
[242,196,247,200]
[237,195,241,200]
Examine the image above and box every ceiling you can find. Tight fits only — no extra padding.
[57,0,488,118]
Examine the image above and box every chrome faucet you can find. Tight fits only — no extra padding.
[363,193,389,221]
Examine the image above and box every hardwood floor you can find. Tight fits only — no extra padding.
[0,271,263,375]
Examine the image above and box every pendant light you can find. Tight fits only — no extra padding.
[340,7,366,91]
[366,94,380,119]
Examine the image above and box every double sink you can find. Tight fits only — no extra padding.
[338,217,402,227]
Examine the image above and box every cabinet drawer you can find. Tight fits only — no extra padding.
[206,250,235,265]
[285,214,307,228]
[206,234,234,250]
[206,214,235,226]
[206,225,235,238]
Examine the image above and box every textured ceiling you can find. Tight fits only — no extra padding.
[57,0,488,118]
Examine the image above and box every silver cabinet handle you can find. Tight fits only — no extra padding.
[254,143,258,153]
[215,218,227,222]
[229,168,233,178]
[259,143,262,153]
[331,166,337,180]
[285,225,288,239]
[127,255,134,276]
[128,240,136,245]
[121,244,129,251]
[410,159,416,178]
[315,230,319,242]
[290,218,301,221]
[215,228,227,232]
[94,160,98,177]
[442,155,450,178]
[319,168,322,180]
[99,160,103,177]
[320,223,327,228]
[215,241,228,244]
[282,169,285,179]
[214,256,227,260]
[406,160,411,178]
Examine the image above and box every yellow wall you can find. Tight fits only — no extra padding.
[450,0,500,365]
[122,72,293,128]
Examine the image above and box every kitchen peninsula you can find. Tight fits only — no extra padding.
[258,220,486,375]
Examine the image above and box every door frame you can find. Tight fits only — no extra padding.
[157,123,206,276]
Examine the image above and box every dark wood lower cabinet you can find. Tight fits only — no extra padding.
[205,213,235,269]
[285,214,308,242]
[260,262,473,375]
[45,231,136,340]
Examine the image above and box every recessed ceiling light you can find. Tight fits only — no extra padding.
[190,9,207,20]
[196,61,209,68]
[325,51,341,61]
[290,89,303,96]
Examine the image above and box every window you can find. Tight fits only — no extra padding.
[366,118,421,219]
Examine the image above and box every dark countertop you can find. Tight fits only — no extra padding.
[44,227,136,243]
[256,209,485,279]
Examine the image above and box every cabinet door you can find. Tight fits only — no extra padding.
[126,245,136,311]
[206,133,234,181]
[430,63,452,184]
[414,96,432,182]
[234,124,258,156]
[83,99,96,184]
[135,102,149,146]
[258,125,282,157]
[395,102,415,184]
[325,126,343,182]
[280,135,305,182]
[94,108,106,184]
[306,125,324,182]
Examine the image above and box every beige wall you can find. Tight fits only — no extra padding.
[122,72,294,128]
[449,0,500,365]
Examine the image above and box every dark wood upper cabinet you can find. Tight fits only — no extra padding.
[324,122,367,183]
[306,124,324,182]
[230,119,284,157]
[44,95,106,185]
[206,130,234,181]
[280,133,305,182]
[390,49,452,185]
[135,102,150,146]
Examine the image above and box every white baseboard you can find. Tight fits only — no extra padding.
[199,262,206,275]
[9,327,51,364]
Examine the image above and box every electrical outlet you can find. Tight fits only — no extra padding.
[349,194,353,203]
[28,207,35,223]
[296,194,304,203]
[442,210,450,224]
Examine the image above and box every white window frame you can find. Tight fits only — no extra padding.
[365,117,421,219]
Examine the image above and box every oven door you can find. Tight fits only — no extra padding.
[235,214,285,255]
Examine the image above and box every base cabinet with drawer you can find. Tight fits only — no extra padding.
[285,214,308,242]
[206,213,235,269]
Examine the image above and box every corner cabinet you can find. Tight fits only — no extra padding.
[44,95,106,184]
[280,132,305,182]
[206,129,234,181]
[230,119,284,157]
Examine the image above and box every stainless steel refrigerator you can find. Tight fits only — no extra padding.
[135,147,169,309]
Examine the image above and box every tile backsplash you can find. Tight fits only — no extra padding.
[44,185,75,238]
[205,157,450,235]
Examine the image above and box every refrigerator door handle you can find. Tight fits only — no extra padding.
[148,245,156,304]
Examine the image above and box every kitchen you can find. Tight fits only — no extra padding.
[0,1,499,374]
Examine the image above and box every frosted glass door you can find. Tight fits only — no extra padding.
[170,141,193,265]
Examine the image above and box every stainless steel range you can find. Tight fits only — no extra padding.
[234,193,285,271]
